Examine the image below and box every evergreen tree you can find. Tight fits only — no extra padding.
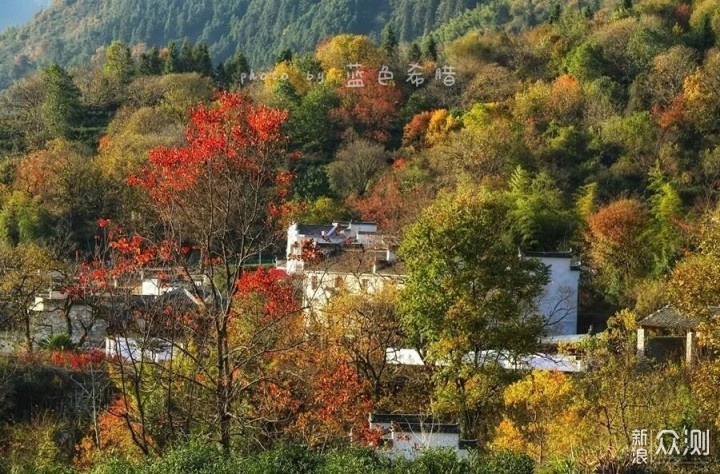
[695,14,716,51]
[41,65,81,139]
[275,48,294,64]
[227,51,251,88]
[215,62,229,89]
[421,35,437,62]
[381,24,398,59]
[193,43,213,77]
[180,39,195,72]
[408,42,422,62]
[147,46,163,75]
[103,40,134,84]
[164,41,181,74]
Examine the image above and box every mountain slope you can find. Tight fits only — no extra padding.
[0,0,482,90]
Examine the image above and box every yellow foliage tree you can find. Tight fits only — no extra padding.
[425,109,459,147]
[548,74,583,121]
[264,61,311,95]
[315,34,383,72]
[493,370,589,463]
[683,50,720,134]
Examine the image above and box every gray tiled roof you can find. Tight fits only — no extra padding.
[296,224,334,235]
[639,306,702,330]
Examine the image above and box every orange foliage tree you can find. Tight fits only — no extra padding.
[586,198,651,303]
[332,67,402,143]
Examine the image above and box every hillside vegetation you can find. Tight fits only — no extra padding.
[0,0,502,90]
[1,0,720,471]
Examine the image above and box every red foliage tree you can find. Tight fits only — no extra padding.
[332,67,402,143]
[124,92,299,454]
[295,359,376,446]
[351,161,431,233]
[402,111,434,149]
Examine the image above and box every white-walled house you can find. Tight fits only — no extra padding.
[283,221,403,319]
[368,414,472,460]
[284,222,581,336]
[285,221,381,274]
[520,251,581,336]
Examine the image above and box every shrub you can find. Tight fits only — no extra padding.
[316,446,390,474]
[88,458,137,474]
[239,444,320,474]
[39,334,75,351]
[143,441,238,474]
[398,448,472,474]
[478,451,535,474]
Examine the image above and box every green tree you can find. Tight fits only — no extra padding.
[226,52,251,88]
[103,40,134,84]
[422,35,438,61]
[180,39,195,72]
[0,191,50,246]
[564,43,607,82]
[0,243,58,352]
[381,24,398,59]
[275,48,294,64]
[164,41,181,74]
[40,64,81,139]
[288,83,340,154]
[646,165,683,276]
[408,42,422,62]
[192,43,213,77]
[506,167,576,250]
[399,186,550,439]
[138,46,163,76]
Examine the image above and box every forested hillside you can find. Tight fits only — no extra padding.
[0,0,505,90]
[3,0,720,471]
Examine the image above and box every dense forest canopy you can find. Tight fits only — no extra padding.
[0,0,501,90]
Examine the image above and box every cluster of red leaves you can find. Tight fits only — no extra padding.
[653,94,686,129]
[76,397,150,469]
[332,67,402,143]
[402,111,434,149]
[351,161,430,233]
[235,268,299,320]
[128,92,293,205]
[66,219,185,302]
[296,359,378,445]
[50,349,105,370]
[19,349,105,370]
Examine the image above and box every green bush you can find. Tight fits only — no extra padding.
[143,441,239,474]
[316,446,390,474]
[239,443,320,474]
[477,451,535,474]
[392,448,473,474]
[88,457,137,474]
[39,334,75,351]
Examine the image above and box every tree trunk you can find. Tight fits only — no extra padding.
[24,310,32,353]
[216,316,232,455]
